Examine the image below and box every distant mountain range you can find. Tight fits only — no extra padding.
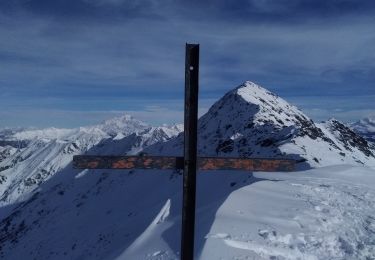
[0,81,374,204]
[0,81,374,259]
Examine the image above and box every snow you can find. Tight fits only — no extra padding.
[8,114,149,141]
[1,164,374,259]
[113,133,126,140]
[0,81,374,259]
[115,199,173,260]
[236,81,304,127]
[199,166,375,259]
[91,114,150,137]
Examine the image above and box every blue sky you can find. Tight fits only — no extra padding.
[1,0,375,128]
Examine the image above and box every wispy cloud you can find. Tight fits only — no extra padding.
[1,1,375,127]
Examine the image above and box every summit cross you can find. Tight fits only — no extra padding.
[73,44,296,260]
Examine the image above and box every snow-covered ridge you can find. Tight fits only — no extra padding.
[87,124,184,156]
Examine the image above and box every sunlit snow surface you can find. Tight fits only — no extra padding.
[2,165,374,259]
[112,166,375,260]
[199,166,375,260]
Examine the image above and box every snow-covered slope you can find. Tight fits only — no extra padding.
[0,163,374,259]
[0,127,109,206]
[350,117,375,144]
[198,165,375,260]
[147,81,375,167]
[0,116,182,207]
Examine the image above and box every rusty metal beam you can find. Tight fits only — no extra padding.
[73,155,295,172]
[73,155,184,170]
[198,157,295,172]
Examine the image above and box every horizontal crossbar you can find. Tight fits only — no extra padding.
[73,155,295,172]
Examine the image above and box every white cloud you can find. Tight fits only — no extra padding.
[1,5,375,127]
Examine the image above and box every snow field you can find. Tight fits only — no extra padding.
[200,166,375,260]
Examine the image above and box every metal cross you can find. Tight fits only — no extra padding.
[73,44,295,260]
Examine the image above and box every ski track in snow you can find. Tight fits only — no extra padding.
[223,239,317,260]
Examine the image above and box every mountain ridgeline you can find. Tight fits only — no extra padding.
[1,81,374,203]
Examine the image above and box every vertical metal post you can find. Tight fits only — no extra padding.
[181,43,199,260]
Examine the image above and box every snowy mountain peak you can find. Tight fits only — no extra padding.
[216,81,308,130]
[235,81,280,101]
[148,81,375,167]
[234,81,286,107]
[92,114,150,137]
